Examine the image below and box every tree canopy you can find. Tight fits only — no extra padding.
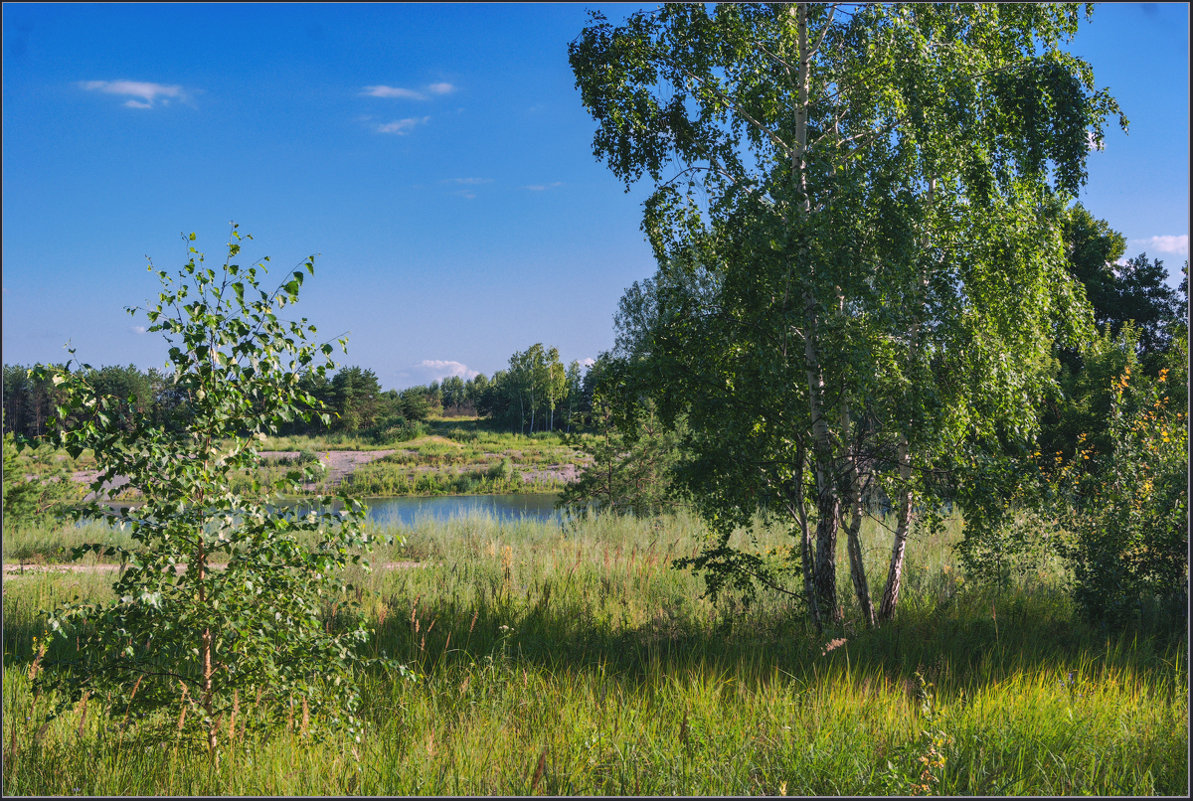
[571,2,1125,628]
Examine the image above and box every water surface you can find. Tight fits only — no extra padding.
[93,493,565,529]
[360,493,563,527]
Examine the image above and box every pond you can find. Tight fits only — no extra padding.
[359,493,564,527]
[91,493,567,529]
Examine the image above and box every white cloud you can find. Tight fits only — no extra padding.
[397,360,479,386]
[1134,234,1189,257]
[420,359,478,378]
[376,116,430,134]
[79,79,187,108]
[362,82,457,100]
[522,182,564,191]
[361,85,425,100]
[1085,130,1104,152]
[131,325,148,335]
[580,357,596,368]
[442,177,492,185]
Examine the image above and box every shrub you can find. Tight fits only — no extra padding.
[1053,365,1188,629]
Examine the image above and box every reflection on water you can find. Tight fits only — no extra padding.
[92,493,566,529]
[360,493,563,527]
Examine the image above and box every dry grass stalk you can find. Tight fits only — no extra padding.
[228,689,239,741]
[75,690,92,738]
[287,695,294,732]
[28,637,47,681]
[822,637,848,656]
[33,718,52,746]
[530,748,548,794]
[121,674,144,730]
[177,682,189,733]
[300,696,310,737]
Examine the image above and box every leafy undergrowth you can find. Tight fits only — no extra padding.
[3,512,1186,795]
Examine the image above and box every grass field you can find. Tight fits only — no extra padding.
[2,510,1187,795]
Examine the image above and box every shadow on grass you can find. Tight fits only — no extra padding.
[5,572,1184,700]
[358,580,1186,696]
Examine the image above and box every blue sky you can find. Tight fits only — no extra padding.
[3,3,1188,390]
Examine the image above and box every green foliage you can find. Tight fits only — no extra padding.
[1038,323,1142,460]
[558,389,686,517]
[962,324,1188,631]
[2,429,80,532]
[478,343,583,434]
[330,366,382,433]
[364,414,425,445]
[1051,364,1188,629]
[30,227,382,759]
[570,2,1124,628]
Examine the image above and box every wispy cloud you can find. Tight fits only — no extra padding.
[522,182,564,191]
[580,357,596,368]
[396,359,479,386]
[376,116,430,135]
[362,85,426,100]
[131,325,148,335]
[79,79,188,108]
[442,177,492,186]
[362,81,458,101]
[1132,234,1189,257]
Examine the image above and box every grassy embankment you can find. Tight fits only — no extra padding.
[9,417,589,501]
[2,510,1186,795]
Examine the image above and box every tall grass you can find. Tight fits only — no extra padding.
[2,511,1186,795]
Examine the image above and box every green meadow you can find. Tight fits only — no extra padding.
[3,511,1186,795]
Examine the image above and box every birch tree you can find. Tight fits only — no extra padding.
[33,227,377,760]
[571,2,1123,628]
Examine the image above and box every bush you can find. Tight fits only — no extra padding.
[366,416,426,445]
[486,458,517,482]
[1053,365,1188,630]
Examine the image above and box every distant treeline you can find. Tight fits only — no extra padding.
[3,343,598,442]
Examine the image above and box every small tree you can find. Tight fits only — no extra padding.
[33,227,377,760]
